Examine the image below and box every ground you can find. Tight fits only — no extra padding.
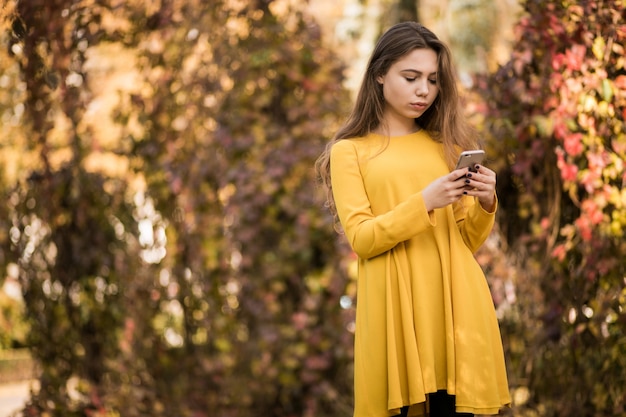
[0,381,31,417]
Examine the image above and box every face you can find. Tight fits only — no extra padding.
[377,48,439,125]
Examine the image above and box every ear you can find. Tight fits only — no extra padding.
[376,75,383,84]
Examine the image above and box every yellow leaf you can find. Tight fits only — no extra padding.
[582,94,597,112]
[592,36,605,61]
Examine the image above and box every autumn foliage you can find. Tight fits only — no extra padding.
[2,0,626,416]
[2,0,353,416]
[480,0,626,415]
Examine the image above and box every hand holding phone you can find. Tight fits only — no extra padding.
[423,150,491,211]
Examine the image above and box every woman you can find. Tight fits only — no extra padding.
[316,22,511,416]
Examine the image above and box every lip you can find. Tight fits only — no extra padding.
[410,102,428,110]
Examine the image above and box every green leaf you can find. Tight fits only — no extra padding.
[531,115,554,137]
[601,78,613,102]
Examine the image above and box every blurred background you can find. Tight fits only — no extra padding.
[0,0,624,416]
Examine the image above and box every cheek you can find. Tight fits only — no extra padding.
[385,80,404,97]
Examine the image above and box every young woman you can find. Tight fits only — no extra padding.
[316,22,511,416]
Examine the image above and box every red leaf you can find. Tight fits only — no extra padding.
[615,75,626,90]
[564,132,584,156]
[565,44,586,71]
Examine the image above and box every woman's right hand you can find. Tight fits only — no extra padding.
[422,168,469,212]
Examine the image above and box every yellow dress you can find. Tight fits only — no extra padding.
[330,131,511,417]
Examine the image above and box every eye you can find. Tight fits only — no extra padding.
[404,77,416,82]
[428,78,437,85]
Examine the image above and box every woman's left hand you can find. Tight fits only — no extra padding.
[464,164,496,212]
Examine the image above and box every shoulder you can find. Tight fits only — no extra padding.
[331,134,380,153]
[330,140,357,172]
[330,136,366,160]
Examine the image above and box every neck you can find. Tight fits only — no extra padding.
[374,112,420,137]
[374,123,421,137]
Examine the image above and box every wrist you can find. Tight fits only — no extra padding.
[479,195,496,212]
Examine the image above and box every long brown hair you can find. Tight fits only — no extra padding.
[315,21,479,221]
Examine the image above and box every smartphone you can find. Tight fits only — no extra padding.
[455,150,485,173]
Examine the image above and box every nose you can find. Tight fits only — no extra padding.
[415,79,429,96]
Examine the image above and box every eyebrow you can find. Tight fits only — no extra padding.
[400,69,438,76]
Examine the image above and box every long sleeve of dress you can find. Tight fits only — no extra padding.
[453,195,498,253]
[330,139,436,259]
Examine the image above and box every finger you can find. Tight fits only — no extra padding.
[464,179,494,195]
[461,177,475,190]
[471,183,494,195]
[451,178,471,194]
[474,164,496,179]
[467,173,496,185]
[450,167,469,181]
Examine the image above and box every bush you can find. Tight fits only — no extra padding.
[4,1,354,416]
[479,1,626,415]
